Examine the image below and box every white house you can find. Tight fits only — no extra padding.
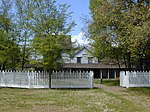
[62,47,98,64]
[62,46,125,79]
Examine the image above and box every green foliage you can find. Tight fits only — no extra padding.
[90,35,112,61]
[89,0,150,70]
[0,0,75,70]
[32,35,72,70]
[26,0,75,70]
[0,1,21,70]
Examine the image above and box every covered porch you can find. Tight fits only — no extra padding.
[63,63,125,79]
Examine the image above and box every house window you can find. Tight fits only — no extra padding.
[77,57,82,63]
[88,57,93,63]
[82,54,87,56]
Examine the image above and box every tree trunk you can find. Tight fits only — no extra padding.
[2,62,6,70]
[123,56,128,71]
[127,52,131,71]
[116,57,121,69]
[21,35,27,71]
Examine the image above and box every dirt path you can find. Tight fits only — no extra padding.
[94,84,150,112]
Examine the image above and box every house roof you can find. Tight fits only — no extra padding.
[63,63,125,69]
[71,46,89,58]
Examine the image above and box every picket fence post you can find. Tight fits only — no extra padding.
[89,71,94,88]
[28,71,31,88]
[125,71,129,88]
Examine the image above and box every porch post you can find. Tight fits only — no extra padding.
[99,69,103,84]
[114,69,117,79]
[99,69,102,79]
[108,69,110,79]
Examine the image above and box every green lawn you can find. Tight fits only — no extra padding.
[95,79,150,96]
[101,80,120,86]
[94,79,120,86]
[96,79,150,96]
[128,87,150,97]
[0,87,149,112]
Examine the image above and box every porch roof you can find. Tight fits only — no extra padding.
[63,63,125,69]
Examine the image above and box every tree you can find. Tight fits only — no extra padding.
[88,0,150,71]
[27,0,75,70]
[0,0,21,70]
[0,0,75,70]
[15,0,34,70]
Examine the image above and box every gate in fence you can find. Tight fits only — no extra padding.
[0,70,93,89]
[120,71,150,88]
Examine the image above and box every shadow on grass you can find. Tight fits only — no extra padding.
[51,87,100,91]
[0,87,100,91]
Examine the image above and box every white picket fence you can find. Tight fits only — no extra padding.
[51,71,93,88]
[120,71,150,88]
[0,70,93,88]
[0,71,50,88]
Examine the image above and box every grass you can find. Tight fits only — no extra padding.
[94,79,120,86]
[128,87,150,96]
[95,79,150,96]
[102,79,120,86]
[93,79,101,84]
[0,87,149,112]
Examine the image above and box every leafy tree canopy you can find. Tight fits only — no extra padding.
[88,0,150,70]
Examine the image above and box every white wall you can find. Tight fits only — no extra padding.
[62,48,98,64]
[62,53,71,63]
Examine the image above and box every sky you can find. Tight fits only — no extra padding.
[56,0,91,45]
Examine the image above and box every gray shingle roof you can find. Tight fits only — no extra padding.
[63,63,125,69]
